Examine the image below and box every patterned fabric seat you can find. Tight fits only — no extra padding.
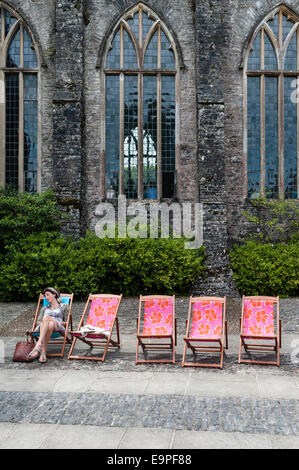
[238,296,281,366]
[136,295,176,364]
[242,299,275,337]
[182,297,228,369]
[189,300,223,339]
[68,294,122,362]
[142,298,173,336]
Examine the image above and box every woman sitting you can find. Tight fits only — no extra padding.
[27,287,69,363]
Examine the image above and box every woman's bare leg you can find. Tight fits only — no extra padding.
[36,316,58,354]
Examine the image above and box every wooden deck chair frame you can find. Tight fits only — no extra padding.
[182,296,228,369]
[28,293,74,358]
[238,295,281,366]
[67,293,122,362]
[136,295,177,364]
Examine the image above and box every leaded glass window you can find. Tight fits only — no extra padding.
[245,6,299,199]
[104,3,178,200]
[0,5,39,193]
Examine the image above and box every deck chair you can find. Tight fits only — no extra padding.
[67,293,122,362]
[136,295,176,364]
[238,296,281,366]
[182,296,228,369]
[28,293,74,358]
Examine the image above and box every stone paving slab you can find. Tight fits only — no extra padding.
[0,369,298,399]
[1,422,298,449]
[0,422,299,450]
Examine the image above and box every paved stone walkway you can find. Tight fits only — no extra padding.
[0,299,298,449]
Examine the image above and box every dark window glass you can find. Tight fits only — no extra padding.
[142,12,155,41]
[24,74,37,193]
[161,76,175,198]
[284,77,297,198]
[247,77,261,196]
[284,32,297,70]
[143,31,158,69]
[123,29,138,69]
[267,13,279,39]
[4,9,16,37]
[124,75,138,199]
[282,14,294,42]
[247,32,260,70]
[264,33,277,70]
[106,30,120,69]
[105,75,120,198]
[23,28,37,68]
[126,11,139,41]
[5,73,19,188]
[265,77,278,198]
[143,75,157,199]
[161,30,175,70]
[6,27,20,67]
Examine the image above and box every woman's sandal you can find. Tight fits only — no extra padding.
[39,352,47,364]
[27,346,42,360]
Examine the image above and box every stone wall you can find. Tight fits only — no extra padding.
[52,0,85,236]
[4,0,299,295]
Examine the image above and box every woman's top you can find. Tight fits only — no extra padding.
[35,303,68,335]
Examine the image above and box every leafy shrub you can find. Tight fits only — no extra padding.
[230,240,299,297]
[242,195,299,243]
[0,188,62,254]
[0,231,205,301]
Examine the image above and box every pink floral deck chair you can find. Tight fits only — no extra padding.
[68,294,122,362]
[238,296,281,366]
[136,295,177,364]
[182,296,228,369]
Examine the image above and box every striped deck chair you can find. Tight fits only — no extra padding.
[238,296,281,366]
[67,293,122,362]
[182,296,228,369]
[136,295,176,364]
[28,293,74,358]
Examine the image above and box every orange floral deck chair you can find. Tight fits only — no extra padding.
[182,296,228,369]
[136,295,176,364]
[238,296,281,366]
[67,293,122,362]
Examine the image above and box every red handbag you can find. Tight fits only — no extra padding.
[13,337,35,362]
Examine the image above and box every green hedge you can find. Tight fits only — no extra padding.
[0,231,205,301]
[0,188,62,254]
[230,240,299,297]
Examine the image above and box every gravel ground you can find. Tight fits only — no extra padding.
[0,391,297,435]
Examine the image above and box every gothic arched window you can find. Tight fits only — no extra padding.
[0,4,39,193]
[245,5,299,199]
[103,3,178,200]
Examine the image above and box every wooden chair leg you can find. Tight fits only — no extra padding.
[225,320,228,349]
